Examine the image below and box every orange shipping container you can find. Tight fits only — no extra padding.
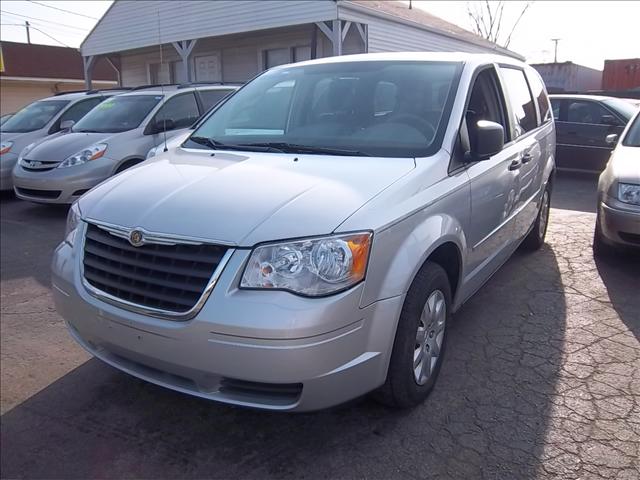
[602,59,640,91]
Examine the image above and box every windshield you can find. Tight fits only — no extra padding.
[622,114,640,147]
[1,100,69,133]
[73,95,162,133]
[602,98,638,121]
[186,61,462,157]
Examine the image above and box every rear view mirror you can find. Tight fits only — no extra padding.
[470,120,504,160]
[60,120,75,131]
[605,133,619,145]
[601,114,619,126]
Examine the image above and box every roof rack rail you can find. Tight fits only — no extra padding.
[87,87,133,95]
[53,89,89,96]
[177,81,242,89]
[129,83,179,91]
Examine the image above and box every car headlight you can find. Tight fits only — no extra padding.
[58,143,107,168]
[618,183,640,206]
[64,201,82,246]
[0,140,13,155]
[18,142,37,164]
[240,232,372,297]
[146,145,158,160]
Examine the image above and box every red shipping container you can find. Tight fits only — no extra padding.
[602,59,640,91]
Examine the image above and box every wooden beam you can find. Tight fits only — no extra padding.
[341,21,352,42]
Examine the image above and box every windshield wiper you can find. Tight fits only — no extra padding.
[74,129,102,133]
[242,142,371,156]
[188,136,285,153]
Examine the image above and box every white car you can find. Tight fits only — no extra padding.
[594,110,640,254]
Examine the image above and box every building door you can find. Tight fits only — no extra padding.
[195,53,222,82]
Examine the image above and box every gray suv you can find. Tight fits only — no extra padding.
[12,84,238,203]
[0,89,126,191]
[53,53,555,411]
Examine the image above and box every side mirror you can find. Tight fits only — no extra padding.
[60,120,75,131]
[605,133,618,145]
[469,120,504,160]
[152,118,175,133]
[601,114,619,126]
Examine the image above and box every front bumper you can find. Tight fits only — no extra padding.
[0,153,18,191]
[12,156,116,204]
[52,225,404,411]
[599,198,640,248]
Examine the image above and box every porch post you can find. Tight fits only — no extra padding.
[172,39,198,83]
[83,55,95,90]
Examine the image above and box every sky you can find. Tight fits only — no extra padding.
[0,1,638,70]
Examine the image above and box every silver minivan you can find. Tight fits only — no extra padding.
[0,89,126,191]
[12,84,238,203]
[53,53,555,411]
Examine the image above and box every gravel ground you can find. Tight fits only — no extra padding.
[1,173,638,480]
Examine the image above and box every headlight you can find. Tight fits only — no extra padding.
[0,140,13,155]
[146,145,158,160]
[18,142,37,164]
[240,232,372,296]
[618,183,640,206]
[64,202,82,246]
[58,143,107,168]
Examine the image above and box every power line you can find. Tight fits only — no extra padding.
[0,23,74,48]
[1,9,90,31]
[26,0,98,20]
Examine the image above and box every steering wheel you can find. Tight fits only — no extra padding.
[388,113,436,140]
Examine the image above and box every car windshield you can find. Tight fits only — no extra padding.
[622,114,640,147]
[602,98,638,121]
[186,61,462,157]
[73,95,162,133]
[1,100,69,133]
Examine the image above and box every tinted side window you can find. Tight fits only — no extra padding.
[526,71,551,124]
[465,67,509,149]
[551,99,561,121]
[154,93,199,129]
[199,89,234,111]
[499,67,537,136]
[566,100,611,125]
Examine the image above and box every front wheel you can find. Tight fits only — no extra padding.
[375,261,451,408]
[521,187,551,251]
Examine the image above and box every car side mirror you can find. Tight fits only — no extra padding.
[601,114,619,126]
[152,118,176,133]
[60,120,75,131]
[605,133,618,145]
[469,120,504,161]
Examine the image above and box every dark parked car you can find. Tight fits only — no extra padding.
[550,94,638,173]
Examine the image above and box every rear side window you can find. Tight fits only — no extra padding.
[155,92,200,129]
[499,67,537,136]
[199,89,234,111]
[526,71,551,124]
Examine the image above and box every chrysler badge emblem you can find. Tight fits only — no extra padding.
[129,229,144,247]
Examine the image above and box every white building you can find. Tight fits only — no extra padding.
[80,0,522,88]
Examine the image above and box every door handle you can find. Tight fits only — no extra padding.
[521,152,533,163]
[508,159,522,171]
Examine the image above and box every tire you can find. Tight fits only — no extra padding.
[375,261,451,408]
[521,187,551,251]
[115,159,142,174]
[593,213,613,257]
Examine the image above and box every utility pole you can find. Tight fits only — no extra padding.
[551,38,561,63]
[409,0,412,9]
[25,21,31,44]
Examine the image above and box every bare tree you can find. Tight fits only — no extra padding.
[467,1,532,48]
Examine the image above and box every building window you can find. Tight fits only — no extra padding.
[263,46,311,69]
[149,61,184,84]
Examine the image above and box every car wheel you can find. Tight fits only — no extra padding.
[522,187,551,251]
[375,261,451,408]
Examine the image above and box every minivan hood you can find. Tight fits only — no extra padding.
[79,147,415,246]
[24,132,109,161]
[611,145,640,183]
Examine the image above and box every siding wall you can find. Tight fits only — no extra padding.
[82,0,337,56]
[120,25,336,86]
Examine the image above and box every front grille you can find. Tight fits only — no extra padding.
[619,231,640,245]
[83,223,228,314]
[15,187,61,199]
[219,378,303,405]
[21,159,59,172]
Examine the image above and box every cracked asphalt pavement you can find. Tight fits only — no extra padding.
[1,173,638,479]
